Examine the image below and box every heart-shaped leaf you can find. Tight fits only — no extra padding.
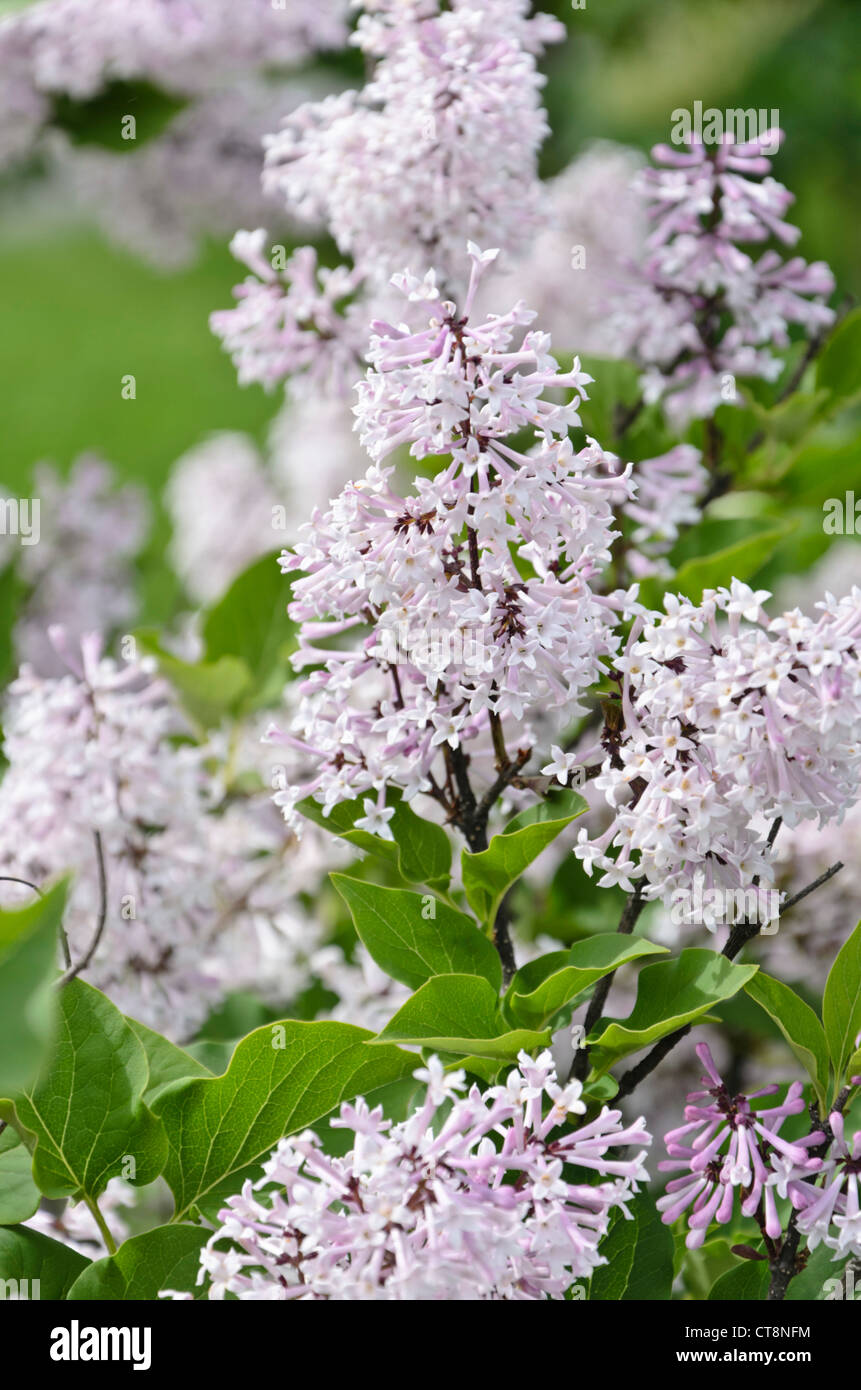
[0,980,167,1202]
[151,1020,418,1222]
[462,801,587,926]
[374,974,550,1061]
[588,950,758,1076]
[68,1223,210,1301]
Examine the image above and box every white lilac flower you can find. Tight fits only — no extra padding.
[658,1044,823,1249]
[271,247,633,834]
[210,236,367,396]
[620,445,709,580]
[48,80,310,270]
[189,1050,650,1300]
[494,142,647,356]
[608,131,835,424]
[576,582,861,911]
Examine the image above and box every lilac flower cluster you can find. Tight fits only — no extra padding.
[1,456,149,677]
[577,581,861,906]
[0,636,338,1038]
[620,445,709,580]
[50,80,307,270]
[0,0,347,167]
[212,0,562,395]
[0,633,221,1035]
[272,249,632,833]
[788,1110,861,1259]
[658,1045,824,1249]
[609,132,835,423]
[209,234,366,396]
[190,1053,651,1300]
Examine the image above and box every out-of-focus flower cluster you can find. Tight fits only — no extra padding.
[619,445,709,580]
[272,249,633,834]
[24,1179,137,1258]
[165,433,280,605]
[0,0,348,168]
[187,1052,650,1300]
[212,0,563,396]
[658,1044,824,1249]
[0,635,340,1039]
[47,81,307,270]
[576,581,861,908]
[609,132,835,423]
[1,456,149,677]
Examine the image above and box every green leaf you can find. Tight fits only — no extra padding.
[0,981,167,1202]
[0,1225,90,1299]
[744,973,830,1110]
[506,935,669,1029]
[374,974,550,1061]
[462,801,587,926]
[816,307,861,408]
[332,876,501,992]
[708,1259,768,1300]
[0,880,65,1094]
[202,551,296,705]
[136,630,251,730]
[299,793,451,889]
[647,520,794,609]
[589,1212,639,1300]
[503,788,589,835]
[0,1127,41,1225]
[588,950,758,1076]
[574,354,641,442]
[53,81,186,151]
[823,921,861,1084]
[125,1018,214,1105]
[785,1245,851,1300]
[68,1224,210,1301]
[151,1020,418,1222]
[621,1194,675,1301]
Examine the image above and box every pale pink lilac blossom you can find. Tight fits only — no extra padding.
[658,1043,823,1249]
[271,248,634,833]
[0,456,149,677]
[212,0,563,396]
[165,433,280,605]
[575,582,861,910]
[608,132,835,424]
[0,0,348,167]
[188,1050,650,1299]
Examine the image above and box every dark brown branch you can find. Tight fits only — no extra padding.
[570,880,647,1082]
[56,832,108,987]
[614,861,845,1101]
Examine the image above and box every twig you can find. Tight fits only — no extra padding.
[56,832,108,987]
[613,861,845,1101]
[0,874,70,968]
[570,881,646,1082]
